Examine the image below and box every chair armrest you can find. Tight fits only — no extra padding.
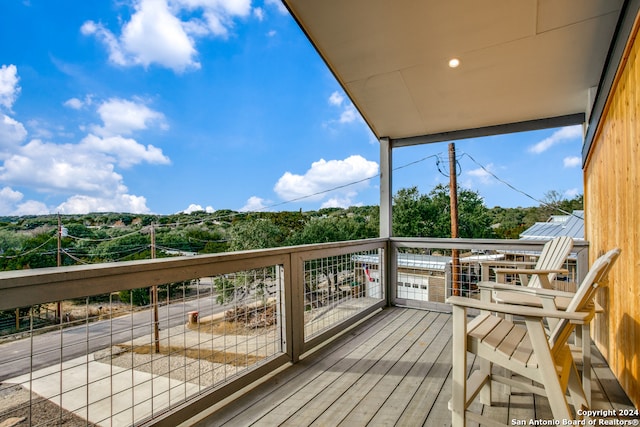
[492,268,568,276]
[447,296,592,322]
[477,281,574,298]
[492,268,568,289]
[479,260,535,268]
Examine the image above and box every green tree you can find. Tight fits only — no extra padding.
[229,218,287,251]
[392,187,432,236]
[392,185,494,238]
[214,277,236,304]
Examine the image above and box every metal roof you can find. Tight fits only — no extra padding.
[283,0,623,142]
[354,253,504,271]
[520,210,584,240]
[353,253,449,271]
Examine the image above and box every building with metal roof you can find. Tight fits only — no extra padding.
[520,210,585,241]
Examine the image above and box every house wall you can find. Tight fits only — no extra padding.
[584,16,640,408]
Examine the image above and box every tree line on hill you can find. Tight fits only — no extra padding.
[0,185,583,272]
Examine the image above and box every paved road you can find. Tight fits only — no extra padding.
[0,297,226,381]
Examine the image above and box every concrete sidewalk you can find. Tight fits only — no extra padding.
[7,353,200,426]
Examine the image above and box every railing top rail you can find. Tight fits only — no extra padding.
[391,237,589,251]
[0,237,588,311]
[0,238,387,310]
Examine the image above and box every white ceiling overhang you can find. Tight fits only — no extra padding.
[283,0,624,144]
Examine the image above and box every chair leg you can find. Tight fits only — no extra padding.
[580,324,591,406]
[526,319,573,420]
[479,358,492,405]
[568,362,588,416]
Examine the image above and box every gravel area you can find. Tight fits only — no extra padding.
[99,349,249,389]
[0,383,96,427]
[0,320,276,426]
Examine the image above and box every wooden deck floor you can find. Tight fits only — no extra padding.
[189,307,635,427]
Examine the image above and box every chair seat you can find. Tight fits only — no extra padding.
[468,313,535,367]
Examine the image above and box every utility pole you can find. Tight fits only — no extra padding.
[151,224,160,353]
[57,213,62,322]
[449,143,460,296]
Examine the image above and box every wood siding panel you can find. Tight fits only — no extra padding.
[584,18,640,408]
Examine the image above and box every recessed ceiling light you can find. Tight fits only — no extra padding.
[448,58,460,68]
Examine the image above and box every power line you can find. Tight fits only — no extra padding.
[0,235,57,259]
[254,153,442,212]
[459,152,580,218]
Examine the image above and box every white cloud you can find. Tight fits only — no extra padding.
[92,98,167,137]
[274,155,378,204]
[56,194,151,214]
[183,203,215,213]
[563,156,581,168]
[124,0,199,68]
[253,7,264,21]
[0,139,128,195]
[173,0,251,16]
[14,199,50,216]
[0,129,169,212]
[0,115,28,149]
[266,30,276,37]
[0,65,20,111]
[529,125,582,154]
[0,185,152,215]
[321,196,360,209]
[0,186,52,216]
[466,163,495,185]
[0,80,168,215]
[326,91,361,126]
[64,98,84,109]
[0,186,25,214]
[80,134,170,168]
[564,188,580,198]
[339,105,358,124]
[81,21,129,66]
[82,1,197,72]
[82,0,253,72]
[239,196,268,212]
[265,0,288,14]
[328,91,344,107]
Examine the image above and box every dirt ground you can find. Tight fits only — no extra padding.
[0,384,96,427]
[0,296,272,426]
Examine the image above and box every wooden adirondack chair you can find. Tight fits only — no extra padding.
[448,248,620,427]
[494,235,574,291]
[488,236,598,403]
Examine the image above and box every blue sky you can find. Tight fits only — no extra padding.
[0,0,584,215]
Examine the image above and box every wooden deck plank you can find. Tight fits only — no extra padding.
[590,344,635,411]
[226,309,426,426]
[478,378,510,425]
[188,307,635,427]
[334,312,451,426]
[422,354,455,427]
[273,310,435,426]
[206,307,405,426]
[507,387,536,424]
[354,313,452,427]
[393,317,466,426]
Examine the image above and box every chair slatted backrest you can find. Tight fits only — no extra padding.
[529,236,574,288]
[549,248,621,349]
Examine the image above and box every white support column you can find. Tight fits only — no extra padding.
[379,137,392,238]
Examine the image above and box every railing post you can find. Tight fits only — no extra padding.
[379,137,392,239]
[387,240,397,306]
[288,252,304,363]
